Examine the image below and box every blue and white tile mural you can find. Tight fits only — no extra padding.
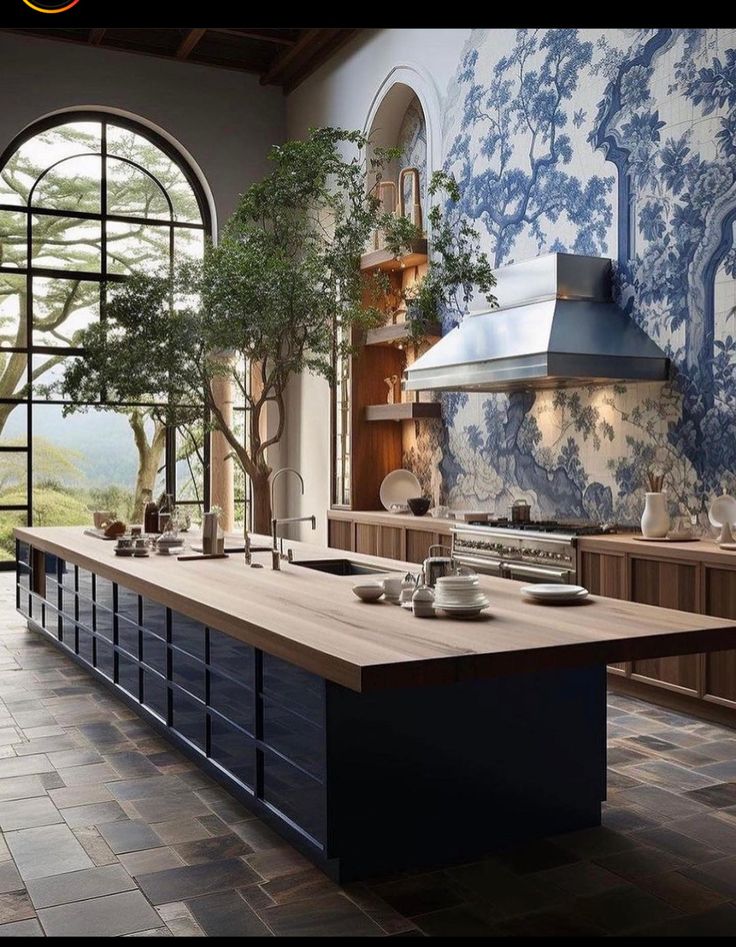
[405,27,736,524]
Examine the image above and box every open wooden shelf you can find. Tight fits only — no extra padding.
[360,240,428,273]
[365,402,442,422]
[365,321,442,347]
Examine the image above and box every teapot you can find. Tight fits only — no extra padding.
[422,544,455,588]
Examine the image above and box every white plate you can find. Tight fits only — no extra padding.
[435,592,489,606]
[709,494,736,528]
[379,469,422,512]
[436,604,491,619]
[521,584,589,601]
[435,577,480,587]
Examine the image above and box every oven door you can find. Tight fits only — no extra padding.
[502,561,574,584]
[452,554,504,577]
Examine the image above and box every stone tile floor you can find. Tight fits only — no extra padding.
[3,574,736,935]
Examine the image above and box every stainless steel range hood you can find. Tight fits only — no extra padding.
[403,253,669,392]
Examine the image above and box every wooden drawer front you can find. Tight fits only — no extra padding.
[328,519,353,552]
[704,567,736,706]
[630,557,700,694]
[580,551,625,599]
[354,523,378,556]
[406,530,451,565]
[378,526,403,560]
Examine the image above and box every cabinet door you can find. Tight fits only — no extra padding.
[703,567,736,707]
[354,523,378,556]
[630,557,700,694]
[580,551,627,673]
[378,526,403,560]
[328,519,353,552]
[405,530,451,565]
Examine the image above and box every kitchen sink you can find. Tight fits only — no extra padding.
[290,558,397,577]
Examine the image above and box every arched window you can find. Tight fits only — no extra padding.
[0,112,212,563]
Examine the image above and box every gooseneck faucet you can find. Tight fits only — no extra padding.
[270,467,316,570]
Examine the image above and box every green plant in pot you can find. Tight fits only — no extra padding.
[54,127,398,534]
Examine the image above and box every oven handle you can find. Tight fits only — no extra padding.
[502,562,573,582]
[452,554,504,576]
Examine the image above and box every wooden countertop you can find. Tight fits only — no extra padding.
[16,527,736,693]
[328,508,454,532]
[578,533,736,566]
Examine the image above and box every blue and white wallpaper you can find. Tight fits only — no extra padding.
[408,28,736,524]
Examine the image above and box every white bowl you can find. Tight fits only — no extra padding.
[352,583,384,602]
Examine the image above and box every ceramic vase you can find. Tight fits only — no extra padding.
[641,492,670,538]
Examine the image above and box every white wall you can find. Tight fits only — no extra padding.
[284,28,471,541]
[0,31,285,232]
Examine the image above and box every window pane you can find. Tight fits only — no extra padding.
[0,274,27,349]
[176,422,205,505]
[0,451,27,506]
[33,278,99,348]
[32,154,101,214]
[0,355,28,402]
[31,353,87,401]
[106,220,170,276]
[32,216,101,273]
[107,125,202,224]
[175,228,205,263]
[0,404,27,446]
[0,210,28,269]
[0,510,27,562]
[106,157,170,220]
[0,122,101,207]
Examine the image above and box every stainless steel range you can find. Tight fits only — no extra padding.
[451,520,615,584]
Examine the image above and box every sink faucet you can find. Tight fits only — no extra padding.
[269,467,316,570]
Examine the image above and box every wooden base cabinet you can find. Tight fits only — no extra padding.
[328,513,450,566]
[579,542,736,722]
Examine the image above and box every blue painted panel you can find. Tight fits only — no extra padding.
[77,569,93,600]
[94,604,114,641]
[95,577,114,611]
[209,628,255,686]
[95,638,114,681]
[116,585,139,624]
[171,648,205,701]
[45,554,59,576]
[117,652,140,699]
[142,669,167,720]
[209,716,255,790]
[171,688,206,751]
[262,654,324,726]
[77,594,93,630]
[141,630,167,676]
[117,617,140,658]
[78,628,93,666]
[262,699,325,781]
[209,671,254,735]
[262,755,325,844]
[171,613,206,661]
[142,598,167,640]
[17,542,30,565]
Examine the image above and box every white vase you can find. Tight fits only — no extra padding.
[641,492,670,538]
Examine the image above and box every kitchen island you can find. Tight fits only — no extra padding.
[14,527,736,881]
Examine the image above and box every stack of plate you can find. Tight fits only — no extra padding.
[520,584,589,604]
[434,575,490,618]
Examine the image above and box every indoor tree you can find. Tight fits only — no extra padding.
[56,127,396,532]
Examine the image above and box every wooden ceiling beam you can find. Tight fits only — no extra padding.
[283,28,360,93]
[260,27,326,85]
[88,28,106,45]
[177,28,207,60]
[208,28,297,46]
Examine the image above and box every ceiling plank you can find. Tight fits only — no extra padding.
[208,28,297,46]
[177,28,207,60]
[88,28,106,45]
[283,28,360,93]
[260,28,326,85]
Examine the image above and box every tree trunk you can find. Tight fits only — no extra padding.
[251,471,272,536]
[129,410,167,522]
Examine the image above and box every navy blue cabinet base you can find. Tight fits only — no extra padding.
[17,540,606,882]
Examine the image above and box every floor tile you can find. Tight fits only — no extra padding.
[594,844,689,881]
[37,889,162,937]
[26,864,136,909]
[262,893,383,937]
[106,776,186,803]
[136,859,261,904]
[0,862,23,895]
[532,859,627,898]
[55,762,119,787]
[0,775,48,803]
[554,826,640,859]
[186,890,271,936]
[118,848,185,877]
[486,906,608,937]
[0,796,61,831]
[6,823,93,881]
[697,739,736,761]
[245,848,312,881]
[130,794,211,824]
[162,915,204,936]
[625,760,719,792]
[0,917,44,936]
[695,760,736,781]
[99,820,164,854]
[45,749,103,769]
[260,868,337,905]
[60,800,128,829]
[665,814,736,855]
[0,891,35,924]
[0,756,53,779]
[372,871,465,918]
[173,834,251,866]
[616,784,711,820]
[106,752,160,779]
[686,782,736,809]
[636,870,727,914]
[496,839,579,875]
[410,904,497,937]
[48,784,114,809]
[633,824,724,863]
[149,819,211,845]
[632,902,736,937]
[573,885,681,933]
[682,854,736,899]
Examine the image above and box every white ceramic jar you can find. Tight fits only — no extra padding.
[641,492,670,538]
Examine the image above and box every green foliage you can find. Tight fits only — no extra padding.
[57,127,399,500]
[0,488,91,560]
[405,170,497,340]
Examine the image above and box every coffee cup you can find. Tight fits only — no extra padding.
[382,577,403,603]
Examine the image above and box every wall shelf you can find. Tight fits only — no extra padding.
[365,402,442,422]
[360,241,428,273]
[365,321,442,347]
